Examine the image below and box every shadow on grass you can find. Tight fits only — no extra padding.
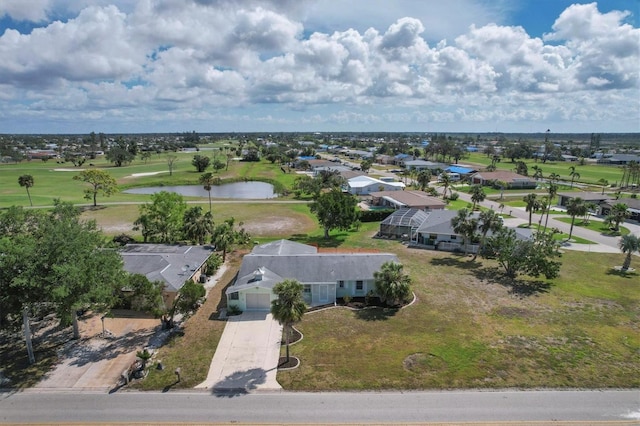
[471,266,552,297]
[606,268,638,278]
[354,306,398,321]
[289,233,346,248]
[429,255,482,270]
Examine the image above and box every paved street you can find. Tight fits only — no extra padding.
[0,389,638,423]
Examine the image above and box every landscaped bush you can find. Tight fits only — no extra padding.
[360,209,395,222]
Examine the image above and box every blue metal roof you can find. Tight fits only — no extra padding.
[446,165,475,174]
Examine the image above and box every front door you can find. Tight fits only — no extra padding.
[319,285,328,303]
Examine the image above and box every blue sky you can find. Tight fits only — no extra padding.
[0,0,638,134]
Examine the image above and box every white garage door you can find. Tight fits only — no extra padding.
[246,293,271,310]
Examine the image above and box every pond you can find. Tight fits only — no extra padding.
[124,181,277,199]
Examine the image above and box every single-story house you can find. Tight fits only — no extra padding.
[471,171,536,189]
[121,244,213,309]
[597,154,640,165]
[556,192,610,207]
[561,154,578,162]
[369,190,446,211]
[402,159,447,171]
[599,198,640,222]
[445,165,477,180]
[225,240,399,310]
[347,175,405,195]
[379,208,529,253]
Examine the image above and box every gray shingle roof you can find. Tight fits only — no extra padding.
[121,244,213,292]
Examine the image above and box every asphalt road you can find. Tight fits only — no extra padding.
[0,390,638,423]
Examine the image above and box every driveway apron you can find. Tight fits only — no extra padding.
[196,311,283,392]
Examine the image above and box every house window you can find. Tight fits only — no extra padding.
[450,235,457,240]
[230,292,239,300]
[338,280,345,288]
[303,285,311,293]
[356,280,364,291]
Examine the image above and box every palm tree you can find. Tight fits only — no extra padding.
[416,169,432,191]
[618,234,640,271]
[566,197,586,241]
[18,174,34,206]
[485,164,496,172]
[597,178,609,195]
[531,165,543,181]
[271,279,306,364]
[608,203,631,232]
[469,184,486,210]
[473,209,504,261]
[451,208,478,254]
[373,261,412,306]
[548,173,560,183]
[182,207,214,245]
[583,202,597,225]
[569,166,580,188]
[543,182,559,232]
[439,173,451,200]
[523,193,540,227]
[199,172,216,213]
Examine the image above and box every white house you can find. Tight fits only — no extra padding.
[225,240,399,311]
[347,175,405,195]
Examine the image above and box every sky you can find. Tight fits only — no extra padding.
[0,0,638,134]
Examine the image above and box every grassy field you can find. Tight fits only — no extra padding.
[554,217,630,237]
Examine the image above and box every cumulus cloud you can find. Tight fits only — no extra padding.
[0,0,637,132]
[0,0,51,22]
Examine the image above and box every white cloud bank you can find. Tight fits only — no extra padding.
[0,0,637,133]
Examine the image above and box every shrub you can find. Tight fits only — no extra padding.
[360,209,395,222]
[449,192,460,201]
[342,295,352,305]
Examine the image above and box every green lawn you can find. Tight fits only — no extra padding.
[554,217,630,237]
[516,223,594,244]
[464,152,625,187]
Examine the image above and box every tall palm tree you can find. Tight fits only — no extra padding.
[597,178,609,195]
[473,209,504,261]
[569,167,580,188]
[523,193,540,227]
[566,197,586,241]
[439,173,451,200]
[18,174,34,206]
[543,182,559,232]
[182,207,214,245]
[531,165,543,181]
[469,184,486,210]
[199,172,215,213]
[271,279,306,364]
[618,234,640,271]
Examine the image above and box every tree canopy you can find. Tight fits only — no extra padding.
[374,261,412,306]
[134,191,187,243]
[73,169,118,207]
[309,189,359,239]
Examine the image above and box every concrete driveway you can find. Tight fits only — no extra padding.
[196,311,283,392]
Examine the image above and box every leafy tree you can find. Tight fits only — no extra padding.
[607,203,631,232]
[167,155,178,176]
[212,158,226,173]
[485,164,496,172]
[618,234,640,271]
[199,172,216,213]
[139,151,152,163]
[271,279,306,363]
[134,191,187,243]
[416,169,432,191]
[211,218,251,261]
[360,159,372,173]
[165,280,206,328]
[192,155,210,173]
[374,261,412,306]
[310,189,359,239]
[484,228,562,280]
[451,208,478,254]
[73,169,118,207]
[469,184,486,210]
[18,174,34,206]
[474,209,504,261]
[106,146,135,167]
[566,197,586,241]
[125,274,165,317]
[182,206,214,245]
[523,193,540,227]
[515,161,528,176]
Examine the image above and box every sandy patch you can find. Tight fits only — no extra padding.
[125,171,167,178]
[53,168,85,172]
[241,214,314,237]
